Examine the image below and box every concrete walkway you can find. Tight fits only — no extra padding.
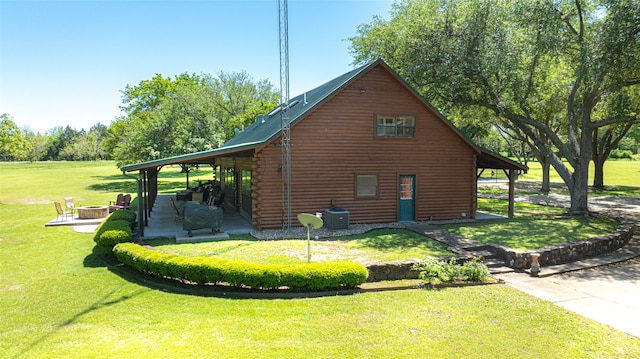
[478,182,640,338]
[496,258,640,338]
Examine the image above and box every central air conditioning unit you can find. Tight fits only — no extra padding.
[324,208,350,230]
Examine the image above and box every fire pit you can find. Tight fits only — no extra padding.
[77,206,109,219]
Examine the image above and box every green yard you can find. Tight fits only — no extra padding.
[439,198,621,251]
[148,229,453,264]
[1,161,639,358]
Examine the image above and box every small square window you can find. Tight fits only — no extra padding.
[356,175,378,198]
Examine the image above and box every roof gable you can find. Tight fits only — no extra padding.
[221,58,479,154]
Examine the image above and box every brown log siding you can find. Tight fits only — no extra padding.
[253,66,477,229]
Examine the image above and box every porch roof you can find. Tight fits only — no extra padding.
[477,148,528,172]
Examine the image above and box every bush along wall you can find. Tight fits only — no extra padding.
[93,210,137,250]
[112,242,369,291]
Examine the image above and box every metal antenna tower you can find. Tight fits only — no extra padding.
[278,0,292,232]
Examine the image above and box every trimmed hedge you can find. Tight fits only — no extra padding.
[113,242,369,291]
[93,210,137,249]
[106,209,136,226]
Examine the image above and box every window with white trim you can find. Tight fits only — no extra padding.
[376,115,415,137]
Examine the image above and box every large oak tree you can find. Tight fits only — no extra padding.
[350,0,639,216]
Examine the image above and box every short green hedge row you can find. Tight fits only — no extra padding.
[93,210,136,249]
[113,242,369,291]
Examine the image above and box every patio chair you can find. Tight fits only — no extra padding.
[169,197,184,224]
[109,193,131,212]
[64,197,76,216]
[212,191,225,207]
[55,202,73,221]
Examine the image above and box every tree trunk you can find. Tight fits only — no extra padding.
[592,157,605,189]
[567,156,591,217]
[540,158,551,193]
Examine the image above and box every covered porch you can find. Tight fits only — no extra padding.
[142,193,254,240]
[476,149,528,219]
[120,145,257,238]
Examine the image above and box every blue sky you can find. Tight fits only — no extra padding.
[1,0,393,133]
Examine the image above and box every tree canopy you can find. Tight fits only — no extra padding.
[350,0,640,215]
[0,114,31,161]
[108,72,279,167]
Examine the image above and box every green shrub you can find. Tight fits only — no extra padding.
[107,209,136,224]
[92,209,137,249]
[113,243,369,291]
[94,220,132,248]
[462,259,491,282]
[610,149,633,159]
[412,257,489,284]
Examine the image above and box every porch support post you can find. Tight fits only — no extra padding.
[137,171,145,237]
[508,168,515,219]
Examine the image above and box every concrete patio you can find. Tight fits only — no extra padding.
[140,193,254,241]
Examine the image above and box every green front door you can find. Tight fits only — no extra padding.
[399,175,415,222]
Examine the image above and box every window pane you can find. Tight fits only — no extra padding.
[377,116,395,137]
[397,117,415,137]
[400,177,413,199]
[377,115,415,137]
[357,175,377,197]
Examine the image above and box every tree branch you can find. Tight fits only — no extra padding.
[589,115,639,129]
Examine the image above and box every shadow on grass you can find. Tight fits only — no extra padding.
[19,282,148,359]
[86,181,137,193]
[84,245,109,268]
[591,185,640,197]
[85,179,187,194]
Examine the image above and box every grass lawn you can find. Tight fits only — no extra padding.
[149,229,454,264]
[440,198,620,250]
[1,161,639,358]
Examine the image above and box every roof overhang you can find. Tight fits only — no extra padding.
[477,148,528,171]
[120,141,262,173]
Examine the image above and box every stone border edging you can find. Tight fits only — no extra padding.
[489,214,636,269]
[371,212,638,278]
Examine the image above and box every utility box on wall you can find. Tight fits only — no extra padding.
[324,209,349,230]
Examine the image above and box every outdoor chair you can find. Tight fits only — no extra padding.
[109,193,132,212]
[55,202,73,221]
[64,197,76,216]
[212,191,225,207]
[169,197,184,224]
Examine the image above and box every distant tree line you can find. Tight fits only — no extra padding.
[1,71,280,165]
[0,114,109,162]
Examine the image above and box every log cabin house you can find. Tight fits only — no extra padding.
[121,59,526,234]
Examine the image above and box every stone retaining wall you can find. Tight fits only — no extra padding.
[492,215,636,269]
[366,214,637,279]
[366,260,420,282]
